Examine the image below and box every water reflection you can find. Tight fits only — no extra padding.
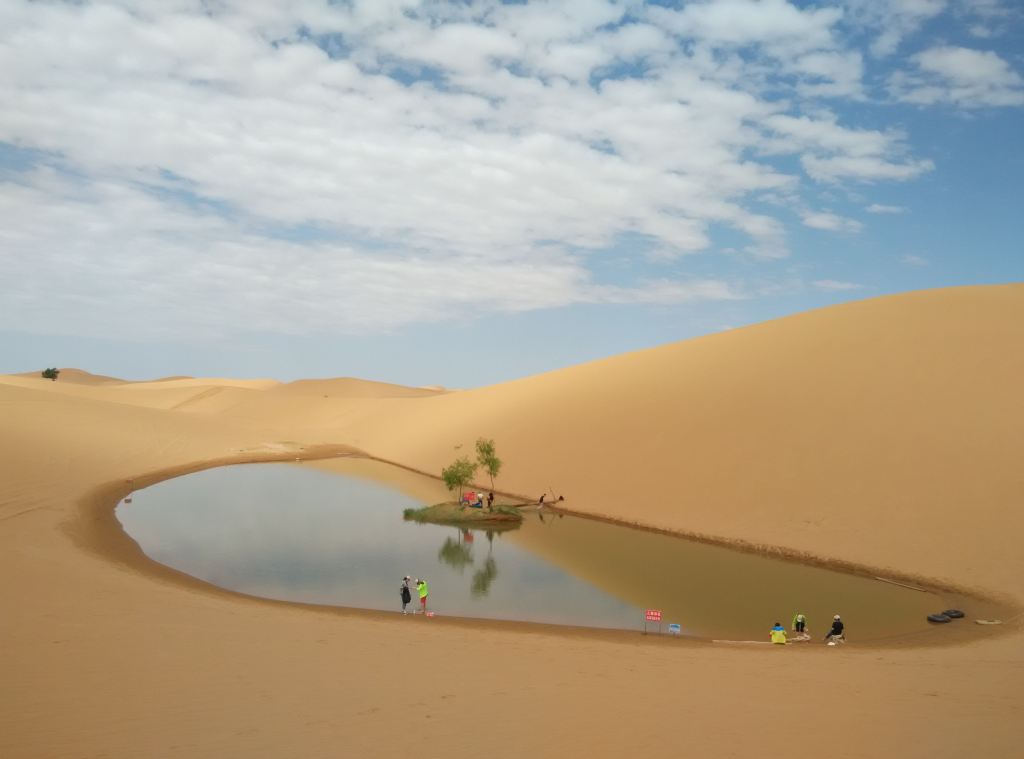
[437,532,473,572]
[471,556,498,597]
[436,530,501,598]
[117,461,962,639]
[119,463,643,630]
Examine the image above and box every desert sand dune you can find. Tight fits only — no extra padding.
[1,284,1022,758]
[213,377,448,435]
[342,284,1024,599]
[274,376,447,398]
[0,374,272,414]
[13,367,126,385]
[143,376,280,390]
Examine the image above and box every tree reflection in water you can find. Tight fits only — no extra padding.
[437,531,473,573]
[471,557,498,597]
[436,529,501,598]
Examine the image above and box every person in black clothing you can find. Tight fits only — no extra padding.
[400,576,413,614]
[824,614,845,642]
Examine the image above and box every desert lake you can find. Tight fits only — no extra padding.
[117,459,967,642]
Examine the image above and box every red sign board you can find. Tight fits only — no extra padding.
[645,609,662,622]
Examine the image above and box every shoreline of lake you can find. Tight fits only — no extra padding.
[106,455,1017,646]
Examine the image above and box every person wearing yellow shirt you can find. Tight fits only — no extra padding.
[770,622,788,645]
[416,578,429,614]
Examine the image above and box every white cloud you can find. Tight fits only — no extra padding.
[890,46,1024,107]
[901,254,930,266]
[0,168,745,339]
[765,114,932,183]
[791,50,866,98]
[866,203,906,213]
[651,0,842,52]
[589,278,746,305]
[843,0,948,57]
[0,1,970,338]
[801,211,863,232]
[802,154,934,183]
[960,0,1014,31]
[813,279,863,291]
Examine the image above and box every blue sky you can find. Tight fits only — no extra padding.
[1,0,1022,388]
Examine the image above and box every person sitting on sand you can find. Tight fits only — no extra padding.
[792,612,807,634]
[824,614,845,643]
[770,622,788,645]
[416,578,429,613]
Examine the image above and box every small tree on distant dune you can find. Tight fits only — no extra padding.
[41,368,60,381]
[441,456,477,505]
[475,438,502,493]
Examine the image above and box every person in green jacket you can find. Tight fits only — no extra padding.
[416,578,429,614]
[792,612,807,634]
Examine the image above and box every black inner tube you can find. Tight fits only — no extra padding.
[927,613,952,623]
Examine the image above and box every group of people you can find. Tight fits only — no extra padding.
[770,613,846,645]
[400,576,429,614]
[462,491,494,510]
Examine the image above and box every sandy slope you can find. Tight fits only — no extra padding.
[347,284,1024,599]
[2,284,1023,758]
[14,367,127,384]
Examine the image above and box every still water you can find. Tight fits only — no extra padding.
[117,460,952,641]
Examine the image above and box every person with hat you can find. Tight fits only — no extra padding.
[792,612,807,635]
[400,576,413,614]
[824,614,845,644]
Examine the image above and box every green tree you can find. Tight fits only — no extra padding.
[41,368,60,381]
[441,456,477,504]
[475,438,502,494]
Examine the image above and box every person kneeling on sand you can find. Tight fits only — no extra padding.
[770,622,788,645]
[824,614,845,644]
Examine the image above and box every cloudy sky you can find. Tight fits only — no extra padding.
[2,0,1022,387]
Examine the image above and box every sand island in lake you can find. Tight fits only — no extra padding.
[2,284,1023,757]
[403,501,524,527]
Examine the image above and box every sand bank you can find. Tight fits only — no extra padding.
[2,284,1023,757]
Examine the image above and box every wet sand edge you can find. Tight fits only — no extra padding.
[67,449,1023,650]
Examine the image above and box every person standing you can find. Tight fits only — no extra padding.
[486,491,494,511]
[770,622,788,645]
[416,578,430,614]
[824,614,845,643]
[400,576,413,614]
